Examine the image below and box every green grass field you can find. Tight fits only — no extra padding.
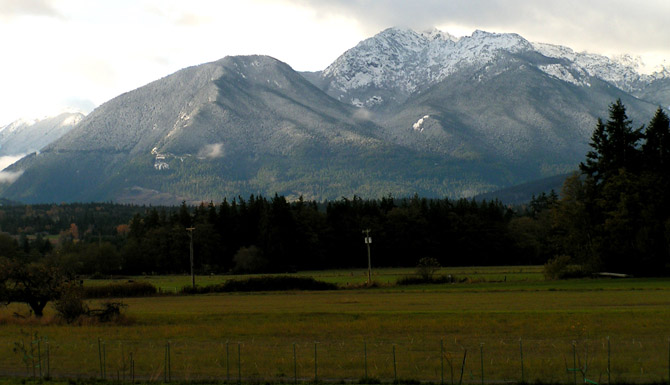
[1,267,670,384]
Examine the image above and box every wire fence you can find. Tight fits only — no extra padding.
[5,335,670,384]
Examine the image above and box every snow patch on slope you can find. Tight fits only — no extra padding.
[413,115,430,132]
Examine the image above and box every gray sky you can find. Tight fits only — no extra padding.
[1,0,669,125]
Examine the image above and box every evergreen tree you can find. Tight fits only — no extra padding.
[642,107,670,173]
[580,99,643,183]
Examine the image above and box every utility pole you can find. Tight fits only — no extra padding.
[186,227,195,289]
[363,229,372,284]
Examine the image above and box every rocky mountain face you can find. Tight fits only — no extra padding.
[1,28,668,204]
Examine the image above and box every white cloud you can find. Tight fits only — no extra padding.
[197,143,225,159]
[0,0,63,20]
[0,155,27,170]
[0,170,24,184]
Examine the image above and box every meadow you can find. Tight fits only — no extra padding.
[1,266,670,384]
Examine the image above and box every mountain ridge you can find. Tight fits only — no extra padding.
[1,27,668,204]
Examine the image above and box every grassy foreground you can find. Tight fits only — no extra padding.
[1,267,670,384]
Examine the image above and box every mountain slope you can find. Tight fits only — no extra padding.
[1,56,483,203]
[1,28,668,204]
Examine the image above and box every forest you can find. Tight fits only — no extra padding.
[0,100,668,278]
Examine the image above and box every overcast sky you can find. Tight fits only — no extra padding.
[1,0,669,125]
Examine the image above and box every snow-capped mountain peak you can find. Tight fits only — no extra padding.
[420,28,459,43]
[316,27,669,109]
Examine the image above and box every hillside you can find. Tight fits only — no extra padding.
[0,28,667,204]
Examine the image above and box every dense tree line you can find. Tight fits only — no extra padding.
[548,101,670,275]
[0,195,536,276]
[117,195,522,275]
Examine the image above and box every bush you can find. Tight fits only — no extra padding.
[83,281,157,298]
[54,282,129,324]
[180,276,338,294]
[543,255,587,279]
[416,257,441,280]
[88,301,128,322]
[397,275,454,285]
[53,282,89,323]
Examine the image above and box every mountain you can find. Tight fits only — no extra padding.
[0,112,83,168]
[1,56,468,203]
[1,28,668,204]
[311,28,669,111]
[306,27,663,187]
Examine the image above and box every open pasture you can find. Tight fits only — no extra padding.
[1,268,670,383]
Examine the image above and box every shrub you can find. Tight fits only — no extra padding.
[88,301,128,322]
[53,282,89,323]
[416,257,441,280]
[543,255,587,279]
[180,276,337,294]
[83,281,157,298]
[397,275,454,285]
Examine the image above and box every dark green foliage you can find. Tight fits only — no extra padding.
[396,275,454,285]
[87,301,128,322]
[82,282,157,298]
[53,281,89,323]
[580,99,643,182]
[543,255,587,280]
[180,276,337,294]
[0,257,71,317]
[553,101,670,276]
[415,257,441,280]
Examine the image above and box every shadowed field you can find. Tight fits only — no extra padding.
[1,267,669,383]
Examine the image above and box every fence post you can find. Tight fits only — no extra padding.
[45,339,50,379]
[393,345,397,382]
[364,341,368,379]
[480,343,484,385]
[573,341,577,385]
[519,338,526,384]
[103,341,106,379]
[121,343,125,382]
[314,342,318,383]
[459,349,467,385]
[441,339,445,385]
[607,337,610,384]
[294,343,298,385]
[238,343,241,385]
[226,341,230,382]
[164,341,171,382]
[98,338,103,379]
[130,352,135,383]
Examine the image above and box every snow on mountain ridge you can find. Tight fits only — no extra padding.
[321,27,669,108]
[532,42,670,92]
[322,27,537,106]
